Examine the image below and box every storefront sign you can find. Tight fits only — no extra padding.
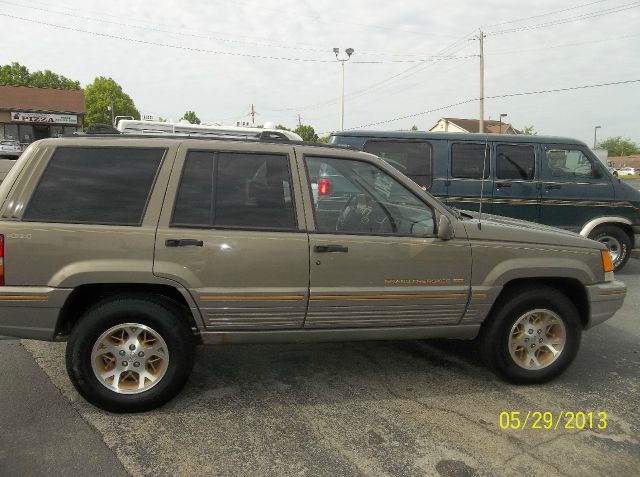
[11,111,78,124]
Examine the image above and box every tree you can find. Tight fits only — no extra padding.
[181,111,201,124]
[275,124,291,131]
[84,76,139,127]
[294,124,318,142]
[0,62,80,89]
[597,137,640,156]
[521,125,537,135]
[317,135,330,144]
[410,125,419,131]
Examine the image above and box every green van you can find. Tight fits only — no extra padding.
[329,131,640,271]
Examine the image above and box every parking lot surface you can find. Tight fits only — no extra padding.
[4,260,639,477]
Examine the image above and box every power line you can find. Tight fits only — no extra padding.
[482,0,610,28]
[0,12,479,65]
[491,31,640,56]
[0,0,470,58]
[487,1,640,36]
[266,29,480,113]
[346,78,640,130]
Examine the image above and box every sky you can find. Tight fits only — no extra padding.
[1,0,639,145]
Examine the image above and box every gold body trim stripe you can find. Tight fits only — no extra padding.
[598,290,626,297]
[0,295,49,301]
[311,293,467,301]
[201,295,305,301]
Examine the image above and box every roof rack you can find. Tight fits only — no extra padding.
[67,127,357,150]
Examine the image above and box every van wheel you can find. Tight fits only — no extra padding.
[589,225,630,272]
[478,285,581,384]
[66,295,195,412]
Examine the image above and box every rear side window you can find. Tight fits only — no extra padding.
[451,143,489,179]
[23,147,165,225]
[172,151,296,230]
[363,140,432,189]
[496,144,535,180]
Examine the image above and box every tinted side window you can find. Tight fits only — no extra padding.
[305,156,434,236]
[544,146,602,180]
[451,143,489,179]
[24,147,164,225]
[496,144,535,180]
[172,151,296,230]
[363,140,433,189]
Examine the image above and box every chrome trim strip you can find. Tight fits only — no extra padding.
[198,324,481,345]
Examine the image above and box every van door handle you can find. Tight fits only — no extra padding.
[545,184,562,190]
[165,239,204,247]
[314,244,349,253]
[495,182,511,188]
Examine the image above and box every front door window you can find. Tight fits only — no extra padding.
[305,156,434,236]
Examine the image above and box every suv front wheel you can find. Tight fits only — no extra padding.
[478,285,581,384]
[66,295,195,412]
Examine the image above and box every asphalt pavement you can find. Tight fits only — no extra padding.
[2,261,639,477]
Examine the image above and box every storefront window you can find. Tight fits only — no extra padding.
[4,124,18,141]
[19,124,34,143]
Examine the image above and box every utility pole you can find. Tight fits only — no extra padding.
[250,104,256,125]
[297,114,302,127]
[478,30,485,134]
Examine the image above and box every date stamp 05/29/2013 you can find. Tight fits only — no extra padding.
[499,411,608,431]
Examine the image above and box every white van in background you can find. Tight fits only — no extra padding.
[115,119,303,141]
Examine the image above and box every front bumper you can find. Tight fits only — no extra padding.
[584,280,627,329]
[0,287,72,340]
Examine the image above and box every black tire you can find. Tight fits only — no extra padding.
[66,294,195,413]
[478,285,581,384]
[589,225,631,272]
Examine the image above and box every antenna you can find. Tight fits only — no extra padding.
[478,135,489,229]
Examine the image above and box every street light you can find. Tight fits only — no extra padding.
[593,125,601,148]
[334,47,354,131]
[499,113,508,133]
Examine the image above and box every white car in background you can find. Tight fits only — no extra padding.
[0,140,22,158]
[616,167,637,176]
[0,140,23,183]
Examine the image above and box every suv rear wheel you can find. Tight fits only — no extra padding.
[66,295,195,412]
[478,285,581,384]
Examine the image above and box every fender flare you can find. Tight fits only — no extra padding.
[579,216,632,238]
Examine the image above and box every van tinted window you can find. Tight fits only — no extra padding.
[451,143,489,179]
[363,140,432,189]
[24,147,165,225]
[172,151,297,230]
[496,144,535,180]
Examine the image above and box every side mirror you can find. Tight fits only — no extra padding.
[437,214,455,241]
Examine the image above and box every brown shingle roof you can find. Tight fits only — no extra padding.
[443,117,519,134]
[0,85,85,114]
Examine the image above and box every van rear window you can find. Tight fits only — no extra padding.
[363,140,432,189]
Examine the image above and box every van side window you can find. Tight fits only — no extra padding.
[544,146,602,180]
[23,147,165,225]
[450,143,490,179]
[363,140,432,189]
[496,144,535,180]
[172,151,297,230]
